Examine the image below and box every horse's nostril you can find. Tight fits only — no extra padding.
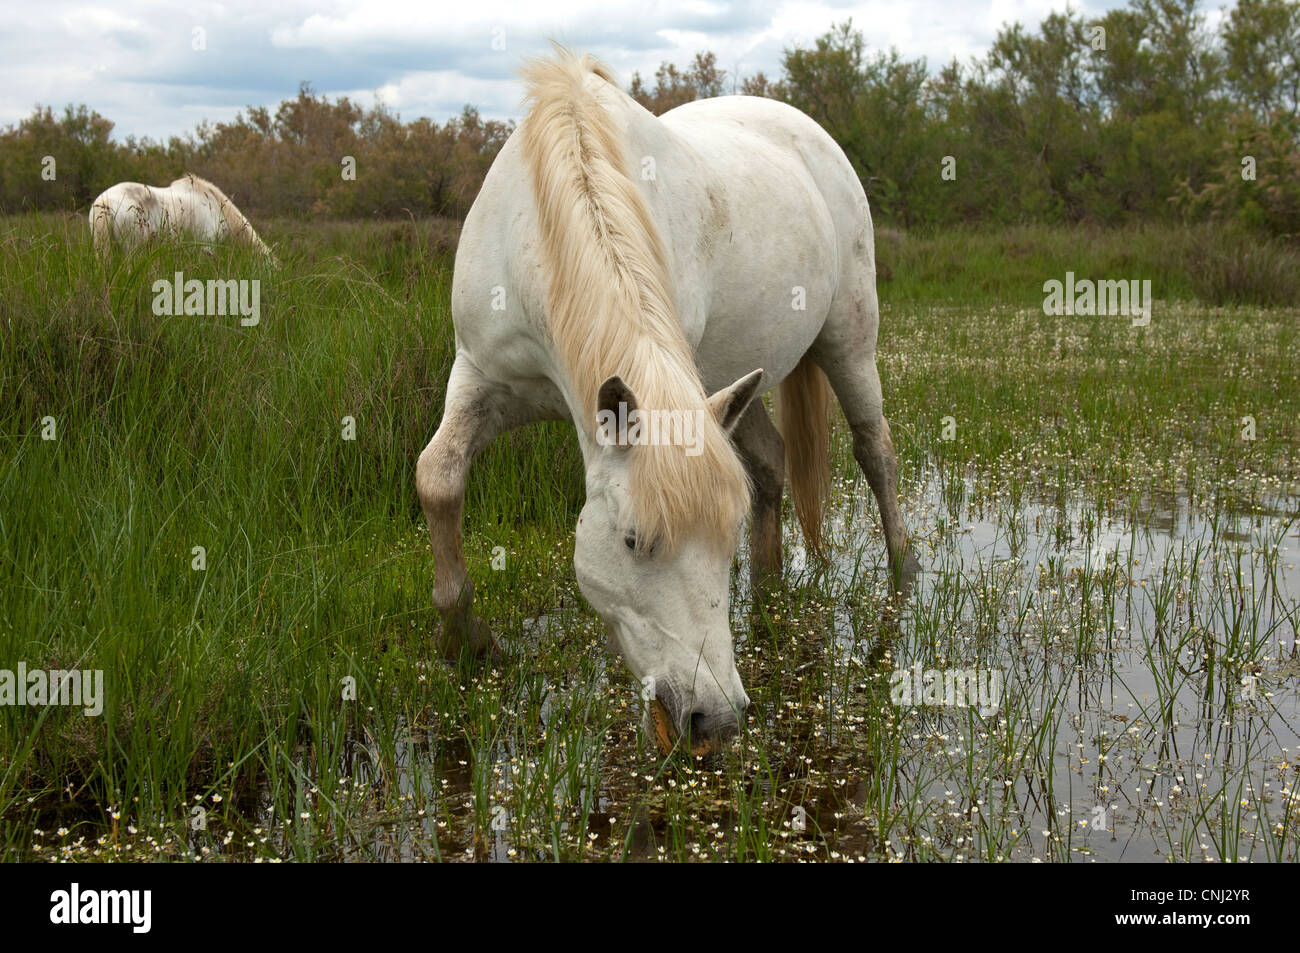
[688,709,739,743]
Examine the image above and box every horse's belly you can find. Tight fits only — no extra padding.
[692,284,829,394]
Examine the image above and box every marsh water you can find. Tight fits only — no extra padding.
[183,465,1296,863]
[817,471,1300,861]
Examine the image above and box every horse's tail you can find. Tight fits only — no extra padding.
[89,198,112,255]
[778,353,832,558]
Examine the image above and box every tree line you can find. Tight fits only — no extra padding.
[2,0,1296,235]
[0,91,510,221]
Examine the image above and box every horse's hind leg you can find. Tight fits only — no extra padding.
[733,399,785,586]
[813,301,919,585]
[416,354,530,658]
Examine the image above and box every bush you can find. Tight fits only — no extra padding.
[1184,227,1300,306]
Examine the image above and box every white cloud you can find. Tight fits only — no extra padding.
[0,0,1183,141]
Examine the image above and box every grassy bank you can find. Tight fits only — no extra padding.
[876,222,1300,308]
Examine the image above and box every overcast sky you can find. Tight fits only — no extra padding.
[1,0,1235,141]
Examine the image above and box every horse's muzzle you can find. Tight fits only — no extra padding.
[650,688,747,758]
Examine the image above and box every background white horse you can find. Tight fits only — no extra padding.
[89,173,276,263]
[417,49,916,755]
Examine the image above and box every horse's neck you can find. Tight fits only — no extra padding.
[160,184,220,235]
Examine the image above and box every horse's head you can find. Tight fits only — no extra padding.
[575,369,763,757]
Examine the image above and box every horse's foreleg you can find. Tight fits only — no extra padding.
[733,399,785,586]
[415,355,516,658]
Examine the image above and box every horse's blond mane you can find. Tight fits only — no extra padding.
[171,173,269,252]
[520,48,749,554]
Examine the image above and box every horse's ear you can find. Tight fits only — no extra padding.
[596,375,637,450]
[707,369,763,435]
[597,375,637,417]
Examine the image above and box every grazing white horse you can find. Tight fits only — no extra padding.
[417,50,915,754]
[89,173,276,263]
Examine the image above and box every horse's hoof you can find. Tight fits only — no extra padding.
[890,551,922,597]
[437,612,499,662]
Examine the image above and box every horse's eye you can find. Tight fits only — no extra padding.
[625,534,657,557]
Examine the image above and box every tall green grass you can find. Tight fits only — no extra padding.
[0,213,584,852]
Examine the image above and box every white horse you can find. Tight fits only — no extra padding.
[417,50,916,755]
[89,173,276,263]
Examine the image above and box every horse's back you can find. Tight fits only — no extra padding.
[645,95,874,387]
[660,95,871,252]
[93,182,159,209]
[452,85,876,406]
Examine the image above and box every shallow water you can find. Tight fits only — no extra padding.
[811,470,1300,861]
